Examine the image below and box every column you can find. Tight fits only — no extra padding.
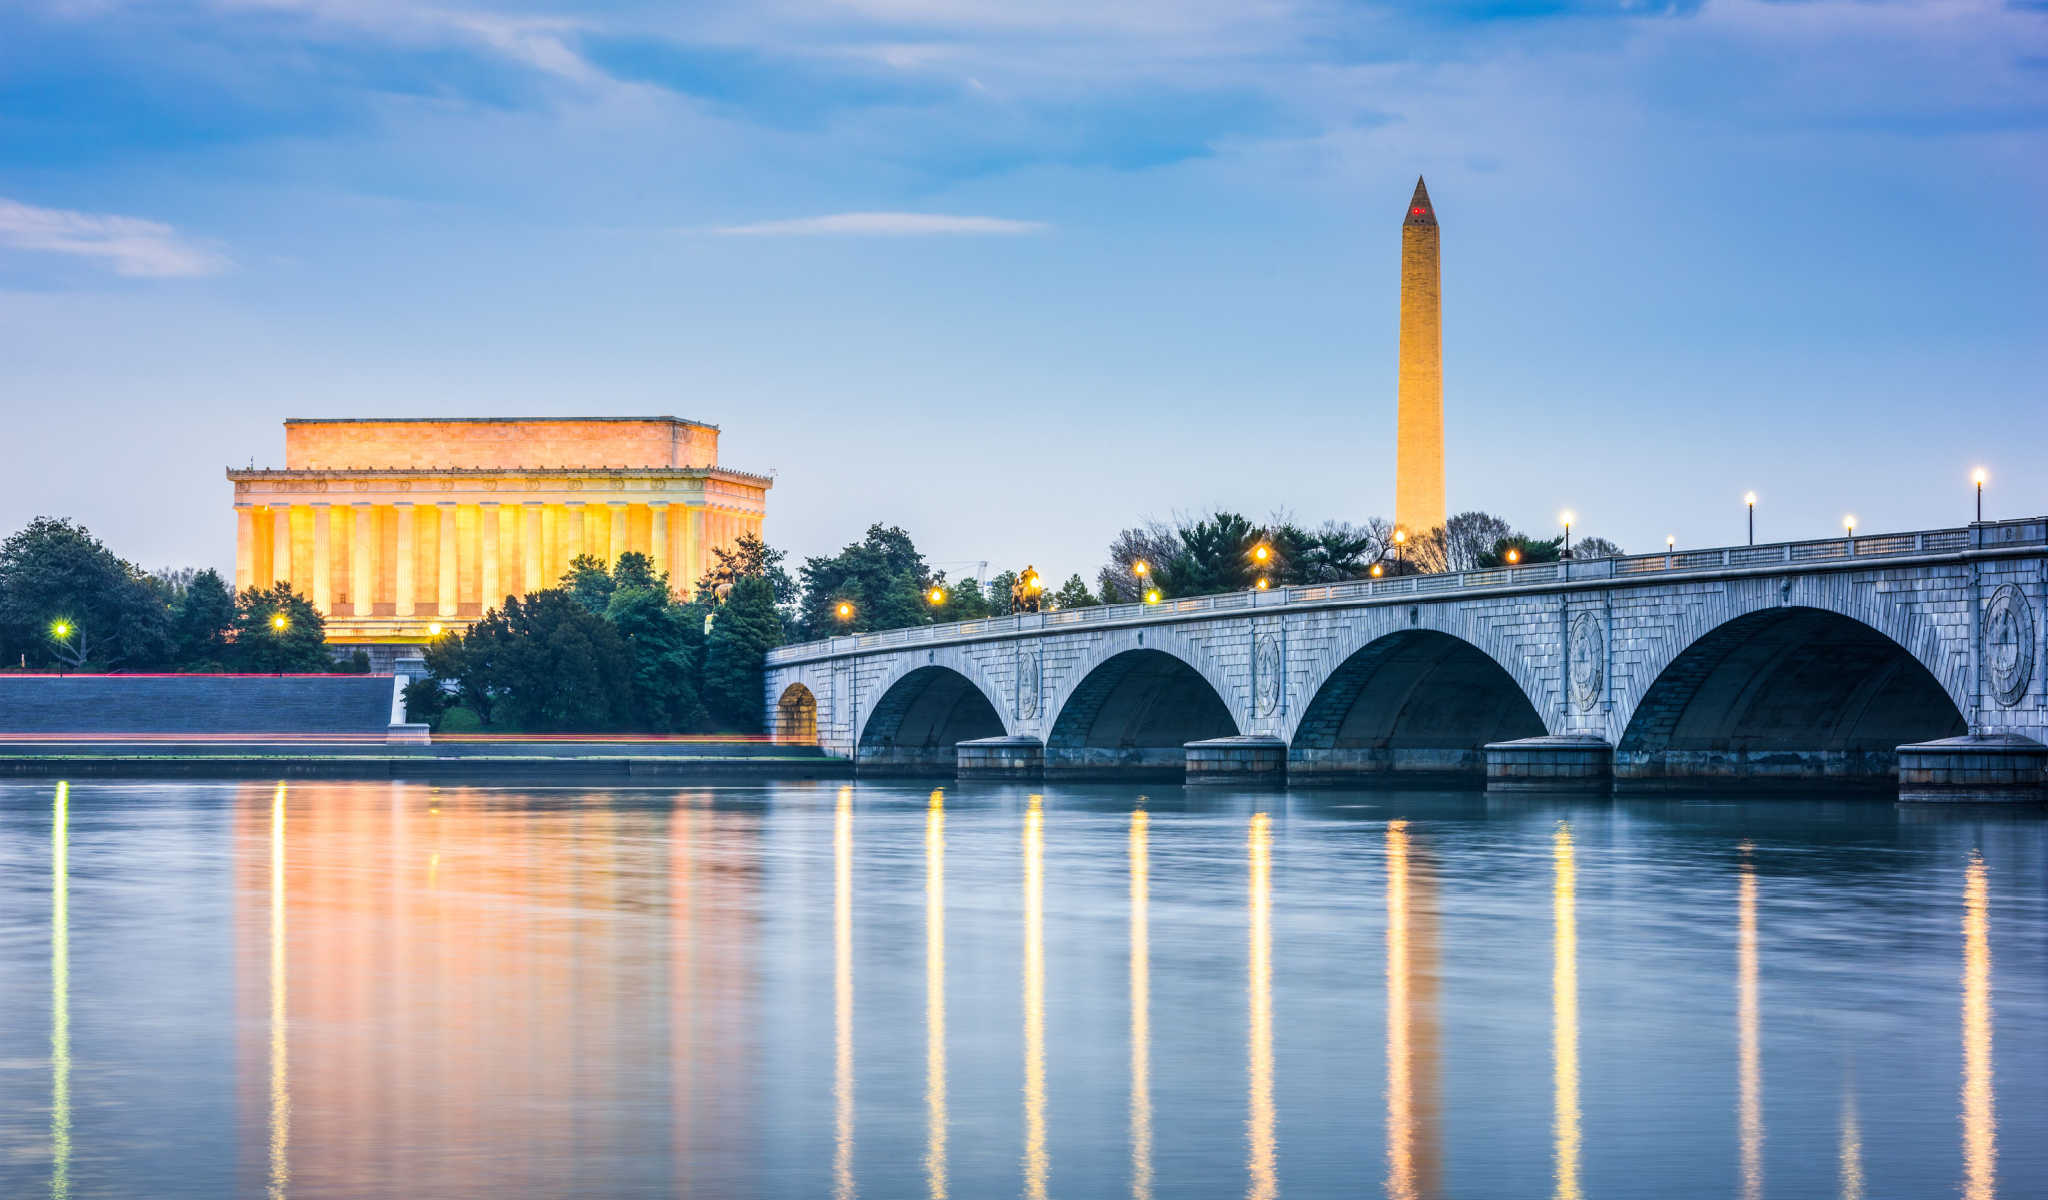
[351,504,374,617]
[271,505,292,589]
[394,503,416,617]
[686,506,707,591]
[522,503,544,595]
[566,503,586,566]
[310,503,332,614]
[650,502,671,593]
[234,506,255,592]
[437,501,458,618]
[480,502,502,610]
[608,500,629,566]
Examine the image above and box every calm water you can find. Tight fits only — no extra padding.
[0,780,2042,1199]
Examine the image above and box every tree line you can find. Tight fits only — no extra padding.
[0,517,355,673]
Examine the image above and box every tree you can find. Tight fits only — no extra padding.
[703,575,784,732]
[1164,511,1263,595]
[1476,534,1563,568]
[1573,536,1625,560]
[472,590,633,730]
[932,576,992,621]
[562,554,616,614]
[607,565,707,731]
[698,533,798,614]
[0,517,172,670]
[169,569,237,669]
[984,570,1020,616]
[1098,520,1181,603]
[1284,521,1383,583]
[1051,574,1098,609]
[796,524,932,638]
[230,582,330,672]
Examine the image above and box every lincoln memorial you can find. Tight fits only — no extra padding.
[228,416,771,652]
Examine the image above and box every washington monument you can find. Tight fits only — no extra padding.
[1395,176,1444,536]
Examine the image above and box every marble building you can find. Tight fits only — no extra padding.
[228,417,770,652]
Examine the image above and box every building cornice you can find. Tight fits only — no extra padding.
[227,465,773,487]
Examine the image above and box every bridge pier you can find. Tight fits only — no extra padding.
[1286,747,1490,787]
[956,736,1044,780]
[1185,736,1288,786]
[1484,736,1614,792]
[1897,735,2048,804]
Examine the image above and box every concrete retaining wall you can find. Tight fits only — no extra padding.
[0,674,399,735]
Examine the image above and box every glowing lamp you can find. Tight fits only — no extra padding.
[1844,515,1856,534]
[836,602,854,621]
[1256,577,1270,590]
[1370,564,1384,578]
[1972,468,1988,486]
[1133,560,1149,577]
[51,621,70,638]
[428,623,443,636]
[1393,529,1407,545]
[928,587,946,606]
[1505,548,1520,565]
[271,614,289,631]
[1143,589,1162,605]
[1253,543,1271,563]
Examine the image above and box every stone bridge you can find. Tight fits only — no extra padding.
[764,519,2048,799]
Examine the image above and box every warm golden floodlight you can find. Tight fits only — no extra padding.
[271,614,289,631]
[428,623,443,636]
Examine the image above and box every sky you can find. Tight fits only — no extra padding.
[2,0,2044,584]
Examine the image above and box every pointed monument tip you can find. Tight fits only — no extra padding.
[1404,176,1436,226]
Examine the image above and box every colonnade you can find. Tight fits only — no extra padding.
[233,498,763,618]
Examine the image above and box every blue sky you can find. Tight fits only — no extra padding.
[2,0,2044,581]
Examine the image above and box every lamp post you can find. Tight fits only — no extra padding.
[1745,493,1757,546]
[1844,515,1856,554]
[1973,468,1988,523]
[1560,512,1574,559]
[835,600,855,630]
[1132,559,1149,605]
[1251,541,1271,591]
[1666,535,1675,568]
[1393,528,1407,574]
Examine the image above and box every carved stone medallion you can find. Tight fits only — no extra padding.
[1016,652,1041,720]
[1253,634,1283,717]
[1984,584,2035,708]
[1568,611,1605,711]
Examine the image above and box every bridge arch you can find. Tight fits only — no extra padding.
[1614,603,1966,785]
[1284,605,1562,745]
[853,649,1011,775]
[774,682,819,746]
[1044,631,1243,777]
[1287,626,1548,783]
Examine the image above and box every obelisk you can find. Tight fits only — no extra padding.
[1395,176,1444,537]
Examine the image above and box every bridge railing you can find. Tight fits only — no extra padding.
[766,518,2041,665]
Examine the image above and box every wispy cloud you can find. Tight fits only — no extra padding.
[0,197,227,276]
[712,211,1048,235]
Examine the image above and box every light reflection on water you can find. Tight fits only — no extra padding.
[0,780,2042,1199]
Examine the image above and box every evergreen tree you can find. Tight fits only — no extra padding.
[703,575,784,732]
[1051,574,1098,609]
[607,570,707,731]
[478,590,634,730]
[169,568,237,669]
[0,517,172,669]
[795,524,932,637]
[229,582,330,672]
[562,554,615,614]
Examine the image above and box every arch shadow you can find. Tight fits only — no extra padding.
[1615,606,1966,789]
[1288,629,1547,784]
[775,682,819,746]
[1045,648,1239,779]
[856,665,1006,776]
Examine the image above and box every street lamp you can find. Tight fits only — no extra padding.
[51,620,70,639]
[1973,468,1988,523]
[1393,528,1407,573]
[1505,548,1520,566]
[1844,515,1856,552]
[1132,559,1149,604]
[1143,587,1162,605]
[835,600,855,626]
[1370,563,1384,578]
[1745,493,1757,546]
[428,622,443,637]
[271,613,289,632]
[1255,576,1270,591]
[1666,535,1676,567]
[927,585,947,607]
[1560,511,1575,559]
